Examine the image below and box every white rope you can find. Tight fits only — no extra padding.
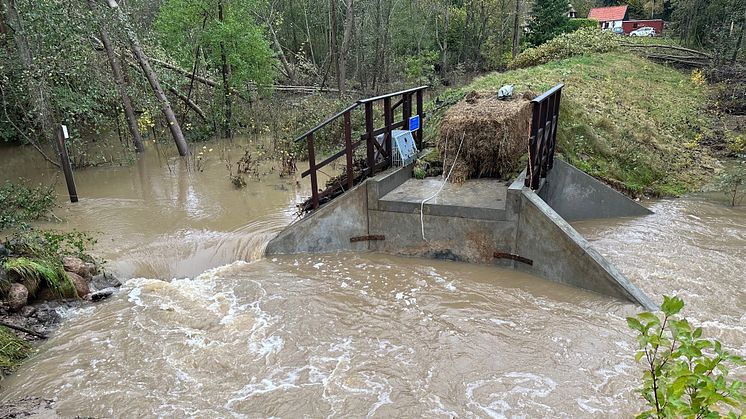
[419,133,465,241]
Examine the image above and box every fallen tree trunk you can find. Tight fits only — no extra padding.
[168,87,207,121]
[150,56,218,87]
[621,43,713,59]
[645,55,711,68]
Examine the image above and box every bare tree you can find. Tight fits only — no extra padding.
[338,0,354,95]
[512,0,521,59]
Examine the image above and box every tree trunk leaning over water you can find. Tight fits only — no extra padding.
[105,0,189,156]
[88,0,144,152]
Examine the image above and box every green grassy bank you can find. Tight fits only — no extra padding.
[432,51,718,196]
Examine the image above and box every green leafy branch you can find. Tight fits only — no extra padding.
[628,296,746,418]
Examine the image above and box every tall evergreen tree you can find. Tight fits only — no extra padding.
[528,0,570,46]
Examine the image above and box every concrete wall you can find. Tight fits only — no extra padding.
[265,183,370,255]
[368,210,516,265]
[539,159,652,222]
[515,189,656,309]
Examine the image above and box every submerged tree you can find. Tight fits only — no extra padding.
[156,0,277,139]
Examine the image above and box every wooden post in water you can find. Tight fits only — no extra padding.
[56,125,78,203]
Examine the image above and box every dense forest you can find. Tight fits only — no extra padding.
[0,0,744,158]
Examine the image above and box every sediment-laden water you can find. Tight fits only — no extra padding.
[0,142,743,416]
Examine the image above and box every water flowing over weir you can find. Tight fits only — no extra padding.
[0,142,744,416]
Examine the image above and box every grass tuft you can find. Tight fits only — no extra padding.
[3,257,77,298]
[0,326,32,378]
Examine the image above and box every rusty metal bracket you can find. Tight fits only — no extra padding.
[350,235,385,243]
[493,252,534,266]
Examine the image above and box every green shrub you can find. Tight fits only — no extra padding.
[509,28,621,69]
[627,296,746,418]
[0,181,56,229]
[4,230,97,263]
[716,163,746,206]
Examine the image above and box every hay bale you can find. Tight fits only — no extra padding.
[438,90,532,183]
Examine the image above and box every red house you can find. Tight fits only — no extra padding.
[622,19,664,35]
[588,5,628,31]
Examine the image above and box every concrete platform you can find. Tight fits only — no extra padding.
[379,178,510,220]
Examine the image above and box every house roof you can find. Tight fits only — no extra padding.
[588,5,628,22]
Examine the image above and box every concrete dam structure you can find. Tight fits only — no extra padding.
[268,84,656,310]
[265,159,656,310]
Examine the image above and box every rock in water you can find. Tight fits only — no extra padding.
[67,272,89,298]
[90,273,122,292]
[7,283,29,312]
[63,257,90,280]
[90,288,116,302]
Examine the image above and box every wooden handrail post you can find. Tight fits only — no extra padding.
[56,125,78,203]
[344,110,353,189]
[307,133,319,209]
[365,102,374,175]
[415,89,424,149]
[383,96,393,164]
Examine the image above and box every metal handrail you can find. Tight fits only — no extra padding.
[357,85,429,104]
[296,86,428,211]
[294,102,360,142]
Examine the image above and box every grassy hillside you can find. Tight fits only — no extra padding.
[431,52,718,196]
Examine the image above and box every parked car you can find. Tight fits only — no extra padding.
[630,27,657,37]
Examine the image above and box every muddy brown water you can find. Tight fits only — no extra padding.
[0,141,744,417]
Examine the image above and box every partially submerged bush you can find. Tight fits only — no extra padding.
[627,296,746,418]
[0,181,56,229]
[509,28,620,69]
[4,230,97,263]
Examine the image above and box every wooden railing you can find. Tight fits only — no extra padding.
[525,84,564,190]
[296,86,428,210]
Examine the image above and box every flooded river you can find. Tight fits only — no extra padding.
[0,141,744,417]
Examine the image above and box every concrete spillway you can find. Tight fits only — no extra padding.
[266,159,655,309]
